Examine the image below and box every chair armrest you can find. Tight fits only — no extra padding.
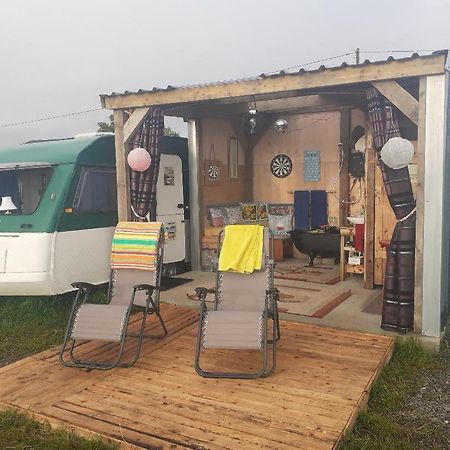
[71,282,96,293]
[133,284,159,294]
[265,288,279,318]
[195,287,215,298]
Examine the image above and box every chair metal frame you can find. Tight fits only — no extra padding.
[60,227,167,370]
[194,227,280,379]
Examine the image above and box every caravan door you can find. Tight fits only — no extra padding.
[156,154,185,264]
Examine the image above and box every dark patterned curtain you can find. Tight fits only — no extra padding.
[366,87,416,332]
[129,108,164,221]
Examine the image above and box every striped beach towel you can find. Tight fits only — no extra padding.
[111,221,163,272]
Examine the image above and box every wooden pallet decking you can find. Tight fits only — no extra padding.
[0,304,394,450]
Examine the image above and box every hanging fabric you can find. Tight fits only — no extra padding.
[366,87,416,332]
[129,109,164,221]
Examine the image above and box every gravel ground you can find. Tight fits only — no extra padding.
[396,333,450,449]
[406,365,450,430]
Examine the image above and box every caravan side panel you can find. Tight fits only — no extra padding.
[53,227,115,293]
[0,233,57,295]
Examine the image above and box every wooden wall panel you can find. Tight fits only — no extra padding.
[253,111,342,226]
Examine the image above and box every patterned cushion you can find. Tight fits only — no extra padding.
[240,203,258,221]
[209,206,227,227]
[257,203,268,220]
[268,213,293,236]
[224,205,242,225]
[268,203,295,215]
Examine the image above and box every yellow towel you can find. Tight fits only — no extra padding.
[218,225,264,274]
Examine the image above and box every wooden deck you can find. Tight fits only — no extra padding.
[0,304,394,449]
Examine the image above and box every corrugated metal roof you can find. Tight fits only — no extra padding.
[100,50,448,102]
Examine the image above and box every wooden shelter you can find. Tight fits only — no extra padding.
[100,50,450,338]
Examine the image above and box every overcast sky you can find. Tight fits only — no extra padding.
[1,0,449,148]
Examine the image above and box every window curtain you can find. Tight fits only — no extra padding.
[366,87,416,332]
[129,108,164,221]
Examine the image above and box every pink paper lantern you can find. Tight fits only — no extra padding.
[127,147,151,172]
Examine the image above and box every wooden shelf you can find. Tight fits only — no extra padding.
[345,264,364,274]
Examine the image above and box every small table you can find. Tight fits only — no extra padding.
[272,237,294,262]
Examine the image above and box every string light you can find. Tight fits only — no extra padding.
[0,108,103,128]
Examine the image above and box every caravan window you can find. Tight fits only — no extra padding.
[0,167,52,215]
[74,167,117,214]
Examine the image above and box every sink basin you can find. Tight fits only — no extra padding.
[347,216,364,225]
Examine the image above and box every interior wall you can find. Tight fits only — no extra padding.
[200,117,246,212]
[253,111,341,226]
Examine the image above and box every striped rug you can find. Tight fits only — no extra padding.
[111,221,163,272]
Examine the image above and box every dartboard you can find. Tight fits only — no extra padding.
[270,154,293,178]
[208,164,219,181]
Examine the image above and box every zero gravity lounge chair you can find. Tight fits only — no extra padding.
[60,221,167,370]
[195,225,280,379]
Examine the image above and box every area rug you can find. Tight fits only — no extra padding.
[275,279,351,318]
[186,279,351,318]
[275,261,340,285]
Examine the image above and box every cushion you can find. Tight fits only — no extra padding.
[257,203,268,220]
[224,205,242,225]
[268,213,293,236]
[268,203,295,215]
[240,203,257,221]
[209,206,227,227]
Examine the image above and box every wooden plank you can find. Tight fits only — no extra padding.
[166,94,365,118]
[113,109,129,221]
[414,77,426,332]
[372,80,419,125]
[333,338,395,448]
[102,53,447,109]
[338,108,351,225]
[0,402,141,450]
[364,122,375,289]
[340,233,346,281]
[123,107,150,144]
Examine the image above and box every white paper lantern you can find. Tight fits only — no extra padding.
[380,137,414,169]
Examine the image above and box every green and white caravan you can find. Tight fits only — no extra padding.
[0,133,189,295]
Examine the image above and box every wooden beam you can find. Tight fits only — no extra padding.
[414,77,426,333]
[372,80,419,125]
[165,94,365,118]
[102,53,447,110]
[123,107,150,144]
[338,108,351,226]
[113,110,129,221]
[364,122,375,289]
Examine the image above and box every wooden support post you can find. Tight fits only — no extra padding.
[187,119,203,271]
[338,108,351,226]
[413,77,426,333]
[113,109,129,221]
[364,123,375,289]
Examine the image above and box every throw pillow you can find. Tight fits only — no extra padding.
[209,206,227,227]
[268,203,295,215]
[224,205,242,225]
[268,213,293,236]
[257,203,268,220]
[240,203,257,221]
